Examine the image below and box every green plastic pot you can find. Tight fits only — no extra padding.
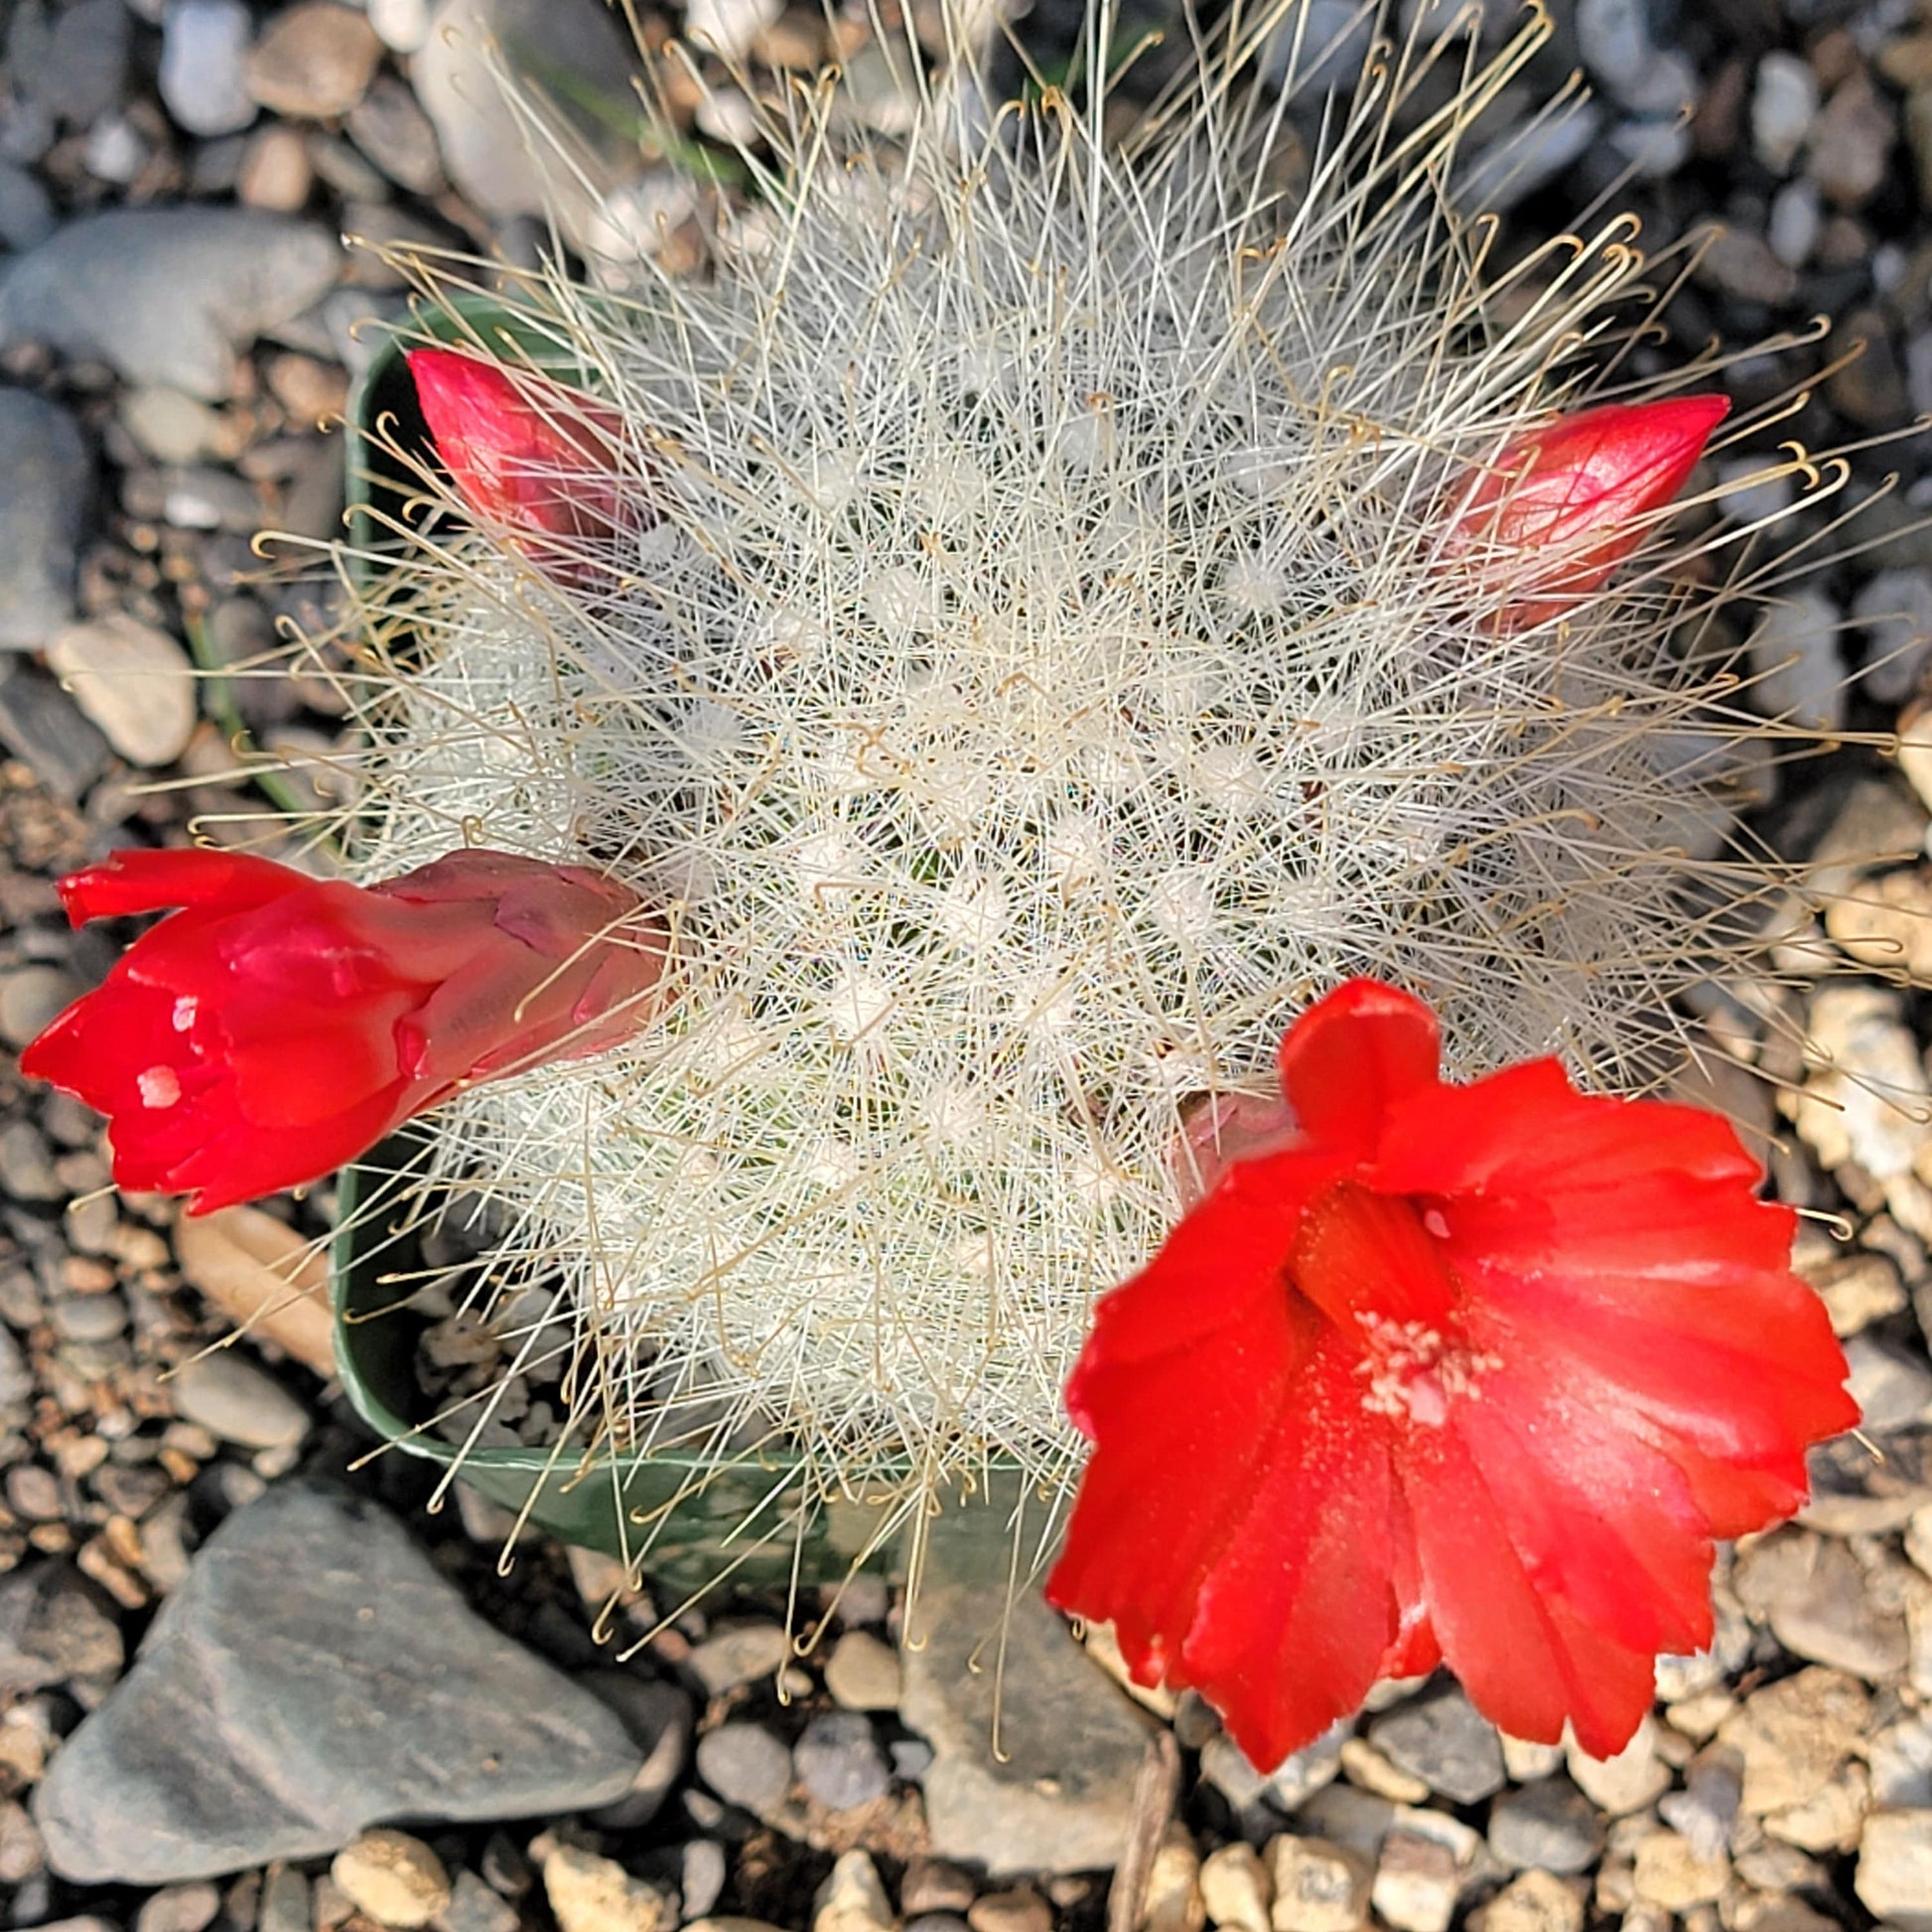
[329,307,1038,1588]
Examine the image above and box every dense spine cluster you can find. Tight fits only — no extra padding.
[328,3,1813,1568]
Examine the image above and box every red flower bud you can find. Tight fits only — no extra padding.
[21,847,671,1216]
[1444,395,1729,628]
[407,347,630,569]
[1047,978,1855,1771]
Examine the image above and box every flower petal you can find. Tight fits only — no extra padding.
[1175,1328,1402,1770]
[57,847,307,925]
[1275,979,1441,1159]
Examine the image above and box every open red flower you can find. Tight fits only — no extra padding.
[21,847,671,1217]
[408,347,630,570]
[1046,980,1855,1770]
[1445,395,1729,628]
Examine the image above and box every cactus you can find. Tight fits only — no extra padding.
[318,0,1828,1582]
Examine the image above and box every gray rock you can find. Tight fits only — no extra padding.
[0,660,106,798]
[439,1871,516,1932]
[0,1119,61,1203]
[1368,1691,1506,1805]
[794,1711,892,1812]
[135,1882,221,1932]
[1752,53,1819,174]
[1732,1529,1911,1683]
[346,76,445,197]
[1487,1778,1604,1875]
[0,161,55,251]
[0,388,87,649]
[412,0,642,248]
[1748,589,1846,734]
[10,0,131,126]
[33,1480,645,1881]
[680,1842,726,1924]
[695,1723,791,1817]
[1855,569,1932,704]
[1452,102,1604,216]
[899,1583,1157,1877]
[159,0,258,137]
[581,1673,692,1831]
[0,208,339,400]
[0,961,83,1050]
[260,1864,311,1932]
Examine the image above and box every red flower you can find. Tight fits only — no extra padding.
[408,347,629,567]
[20,847,671,1217]
[1046,980,1855,1770]
[1444,396,1729,628]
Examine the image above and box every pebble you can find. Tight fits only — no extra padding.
[899,1581,1156,1875]
[1752,53,1819,173]
[0,1563,124,1697]
[814,1850,895,1932]
[1696,227,1799,307]
[1748,589,1846,735]
[1629,1831,1726,1910]
[1565,1720,1670,1817]
[695,1722,792,1817]
[237,125,314,211]
[439,1871,515,1932]
[686,1622,789,1694]
[1808,73,1893,208]
[824,1628,900,1711]
[1199,1843,1271,1932]
[1367,1691,1505,1805]
[345,77,445,197]
[1144,1841,1206,1932]
[1266,1837,1370,1932]
[903,1861,977,1916]
[1847,1332,1932,1434]
[247,3,384,119]
[965,1891,1050,1932]
[259,1864,310,1932]
[0,964,82,1050]
[331,1833,450,1929]
[1369,1822,1470,1932]
[0,161,55,251]
[1453,103,1604,217]
[1719,1666,1869,1816]
[158,0,258,137]
[1487,1777,1603,1875]
[33,1482,642,1880]
[680,1841,727,1924]
[119,386,233,466]
[0,388,88,650]
[684,0,780,61]
[1733,1529,1909,1683]
[1794,986,1932,1190]
[542,1845,671,1932]
[45,615,197,767]
[1856,569,1932,703]
[412,0,640,247]
[794,1710,892,1811]
[0,1120,62,1203]
[367,0,432,51]
[168,1352,311,1451]
[0,208,340,401]
[1768,180,1822,268]
[1854,1809,1932,1928]
[1472,1872,1581,1932]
